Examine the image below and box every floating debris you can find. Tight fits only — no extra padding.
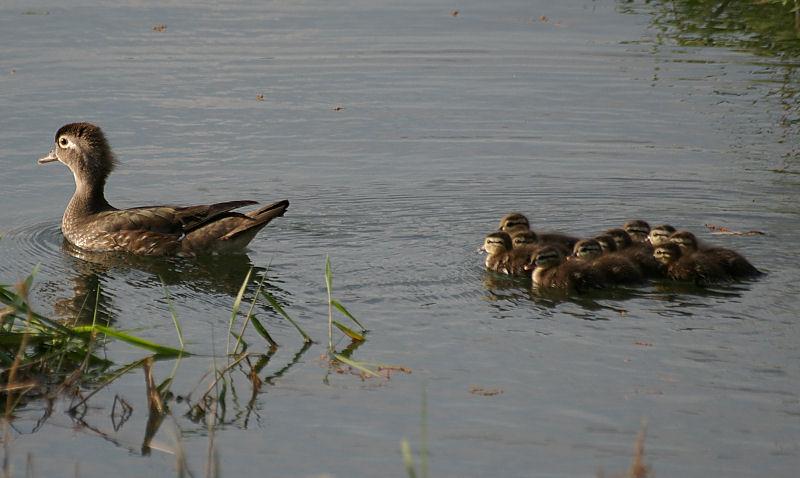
[704,224,766,236]
[469,385,504,396]
[152,24,167,32]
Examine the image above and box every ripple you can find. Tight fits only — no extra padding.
[0,220,64,279]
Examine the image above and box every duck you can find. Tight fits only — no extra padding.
[593,234,618,254]
[572,239,644,285]
[647,224,676,247]
[527,245,605,291]
[497,212,530,235]
[653,242,732,285]
[669,230,761,278]
[480,231,534,275]
[510,230,570,256]
[38,122,289,256]
[498,212,579,251]
[604,228,663,278]
[623,219,650,243]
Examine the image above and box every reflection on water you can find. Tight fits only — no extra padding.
[54,239,291,325]
[621,0,800,169]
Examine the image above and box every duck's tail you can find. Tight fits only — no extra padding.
[221,199,290,242]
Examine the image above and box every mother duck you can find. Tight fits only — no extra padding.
[38,122,288,256]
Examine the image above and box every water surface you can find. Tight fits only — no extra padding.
[1,1,798,477]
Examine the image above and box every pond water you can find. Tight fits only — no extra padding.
[1,0,799,476]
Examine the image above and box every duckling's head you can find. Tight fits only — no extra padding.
[532,246,563,269]
[594,235,618,254]
[669,230,698,252]
[653,243,683,265]
[38,123,117,187]
[481,231,513,256]
[623,220,651,242]
[647,224,676,247]
[498,212,530,234]
[605,228,632,250]
[510,230,538,248]
[573,239,603,259]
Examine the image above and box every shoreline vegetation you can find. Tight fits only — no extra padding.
[1,258,406,477]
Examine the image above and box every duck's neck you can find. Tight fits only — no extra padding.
[64,174,113,220]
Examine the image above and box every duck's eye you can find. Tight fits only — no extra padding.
[58,137,69,147]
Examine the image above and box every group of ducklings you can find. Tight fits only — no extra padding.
[480,213,761,291]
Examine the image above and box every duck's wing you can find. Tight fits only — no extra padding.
[100,200,259,235]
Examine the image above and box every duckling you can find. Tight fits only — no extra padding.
[669,230,761,278]
[510,230,538,248]
[511,230,570,256]
[38,123,289,256]
[498,213,579,250]
[594,234,618,254]
[498,212,530,235]
[623,219,650,243]
[480,231,534,275]
[572,239,644,285]
[604,228,663,278]
[528,246,605,291]
[647,224,676,247]
[653,243,732,285]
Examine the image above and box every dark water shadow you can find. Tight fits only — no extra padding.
[57,240,291,325]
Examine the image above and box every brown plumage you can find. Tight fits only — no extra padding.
[572,239,644,285]
[594,234,618,254]
[623,219,650,243]
[647,224,676,247]
[481,231,535,275]
[38,122,288,256]
[604,228,663,278]
[529,246,605,291]
[669,230,762,278]
[498,212,579,251]
[654,243,732,285]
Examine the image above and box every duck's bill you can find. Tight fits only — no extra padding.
[38,149,58,164]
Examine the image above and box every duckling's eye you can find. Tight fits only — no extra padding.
[58,137,69,147]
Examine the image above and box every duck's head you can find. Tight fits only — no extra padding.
[38,122,116,187]
[653,243,682,265]
[594,235,617,254]
[604,228,632,250]
[623,220,650,243]
[573,239,603,259]
[480,231,512,255]
[510,230,538,248]
[647,224,676,246]
[498,212,530,234]
[669,230,698,252]
[530,246,563,270]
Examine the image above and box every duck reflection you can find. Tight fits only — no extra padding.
[55,239,289,325]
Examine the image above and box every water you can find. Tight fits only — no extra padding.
[1,0,799,476]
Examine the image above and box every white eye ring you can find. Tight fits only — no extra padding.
[58,136,69,148]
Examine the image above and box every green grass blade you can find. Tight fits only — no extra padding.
[331,320,365,342]
[160,278,185,350]
[250,316,278,349]
[260,289,313,344]
[234,270,268,353]
[325,255,334,353]
[227,267,253,356]
[0,290,75,336]
[330,299,366,331]
[72,325,188,357]
[332,353,380,378]
[325,255,333,293]
[401,439,418,478]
